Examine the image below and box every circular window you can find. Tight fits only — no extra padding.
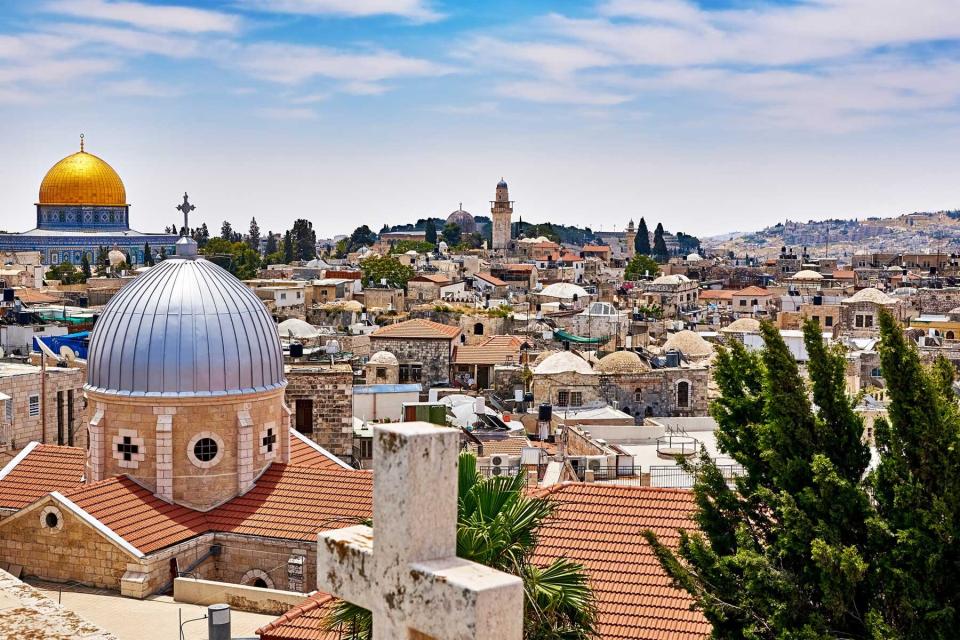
[45,512,59,528]
[40,506,63,532]
[193,437,219,462]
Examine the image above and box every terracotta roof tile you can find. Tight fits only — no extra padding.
[833,269,855,279]
[474,272,508,286]
[0,443,85,509]
[13,288,62,305]
[371,318,461,340]
[533,484,709,640]
[699,290,734,300]
[470,433,529,456]
[63,476,208,554]
[257,593,340,640]
[734,286,770,296]
[207,465,372,541]
[453,335,525,365]
[410,274,452,284]
[288,430,350,470]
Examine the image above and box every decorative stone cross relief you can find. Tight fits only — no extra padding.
[317,423,523,639]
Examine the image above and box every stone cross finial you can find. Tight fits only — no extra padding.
[317,423,523,639]
[175,192,195,237]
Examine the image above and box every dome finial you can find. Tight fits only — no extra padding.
[79,133,84,152]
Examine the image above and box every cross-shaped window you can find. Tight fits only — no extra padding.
[262,428,276,453]
[117,436,139,462]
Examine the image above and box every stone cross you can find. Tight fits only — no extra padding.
[317,423,523,639]
[175,192,195,236]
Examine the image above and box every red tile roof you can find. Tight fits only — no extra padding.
[0,443,85,510]
[583,245,611,253]
[533,484,709,640]
[453,335,525,365]
[207,464,372,541]
[699,289,734,300]
[372,318,461,340]
[63,476,208,554]
[257,593,340,640]
[474,272,508,286]
[833,269,856,279]
[410,274,452,284]
[734,286,770,296]
[288,431,351,470]
[13,288,62,305]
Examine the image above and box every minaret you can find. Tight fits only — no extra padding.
[624,219,637,259]
[491,178,513,252]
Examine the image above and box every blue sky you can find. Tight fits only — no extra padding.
[1,0,959,238]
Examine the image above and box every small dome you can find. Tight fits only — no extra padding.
[686,253,702,262]
[368,351,399,366]
[539,282,589,300]
[39,147,127,206]
[86,256,284,397]
[722,318,762,333]
[846,287,895,304]
[595,350,650,374]
[445,207,476,233]
[885,265,904,272]
[652,274,691,285]
[532,350,559,366]
[533,351,594,375]
[497,178,508,188]
[107,248,126,266]
[792,269,823,280]
[663,330,713,358]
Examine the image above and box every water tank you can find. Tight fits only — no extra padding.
[289,343,304,358]
[2,289,13,302]
[665,350,681,368]
[538,403,552,422]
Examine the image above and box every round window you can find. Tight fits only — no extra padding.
[45,512,59,528]
[193,437,219,462]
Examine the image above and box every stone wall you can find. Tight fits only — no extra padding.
[285,365,353,459]
[369,337,453,388]
[531,371,602,407]
[85,388,289,511]
[0,365,87,452]
[598,368,709,418]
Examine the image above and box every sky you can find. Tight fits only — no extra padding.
[1,0,959,239]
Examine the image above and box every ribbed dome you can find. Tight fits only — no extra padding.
[38,150,127,206]
[595,350,650,374]
[86,256,284,397]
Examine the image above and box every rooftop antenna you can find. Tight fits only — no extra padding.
[79,133,84,152]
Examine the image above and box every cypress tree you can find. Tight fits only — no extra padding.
[425,219,438,245]
[653,222,669,261]
[635,217,651,255]
[282,230,294,264]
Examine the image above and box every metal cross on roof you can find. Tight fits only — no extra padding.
[175,192,196,236]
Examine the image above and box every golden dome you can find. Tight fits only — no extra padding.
[38,143,126,206]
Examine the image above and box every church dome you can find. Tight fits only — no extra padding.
[445,207,476,233]
[86,254,284,397]
[38,145,127,206]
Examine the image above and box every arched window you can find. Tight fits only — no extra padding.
[634,388,642,403]
[677,380,690,409]
[474,322,484,336]
[947,331,955,340]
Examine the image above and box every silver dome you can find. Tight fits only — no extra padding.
[86,257,285,397]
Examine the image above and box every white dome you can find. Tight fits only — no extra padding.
[663,330,713,358]
[368,350,399,366]
[107,248,126,266]
[533,351,594,375]
[721,318,762,333]
[595,350,649,374]
[846,287,895,305]
[278,318,322,340]
[652,274,690,285]
[792,269,823,280]
[686,253,702,262]
[86,255,284,397]
[539,282,589,300]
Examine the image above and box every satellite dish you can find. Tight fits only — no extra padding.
[36,337,58,359]
[59,345,77,362]
[325,340,340,354]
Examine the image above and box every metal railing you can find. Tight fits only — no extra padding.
[649,463,745,488]
[656,433,699,458]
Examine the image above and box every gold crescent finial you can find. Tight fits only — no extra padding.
[80,133,85,152]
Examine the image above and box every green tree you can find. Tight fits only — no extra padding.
[644,321,874,639]
[265,231,277,255]
[158,246,167,262]
[325,453,596,639]
[424,219,438,245]
[143,243,154,267]
[345,225,377,254]
[359,255,415,288]
[80,253,92,278]
[624,254,659,280]
[652,223,669,261]
[47,260,87,284]
[441,222,462,246]
[95,246,109,276]
[282,230,294,264]
[247,217,261,252]
[388,240,435,255]
[220,220,233,241]
[202,238,261,279]
[635,217,651,255]
[290,218,317,261]
[868,312,960,637]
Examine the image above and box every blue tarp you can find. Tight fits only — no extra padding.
[33,332,90,359]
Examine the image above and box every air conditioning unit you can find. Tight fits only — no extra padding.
[491,455,505,467]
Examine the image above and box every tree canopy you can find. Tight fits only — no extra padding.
[635,217,651,255]
[624,254,660,280]
[360,255,415,288]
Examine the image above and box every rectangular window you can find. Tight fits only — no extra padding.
[4,398,12,424]
[864,315,874,328]
[855,315,864,328]
[569,392,583,407]
[739,299,747,306]
[358,438,373,459]
[556,390,569,407]
[825,316,834,327]
[294,399,313,435]
[399,364,422,383]
[812,315,820,325]
[28,395,39,417]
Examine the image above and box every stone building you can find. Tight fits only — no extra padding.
[531,351,601,408]
[491,179,513,252]
[841,287,909,335]
[594,350,710,419]
[639,274,699,320]
[285,364,353,461]
[365,350,400,384]
[0,361,87,453]
[360,286,404,311]
[370,318,461,387]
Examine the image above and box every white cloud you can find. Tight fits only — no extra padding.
[236,42,450,85]
[239,0,442,23]
[45,0,240,33]
[45,22,203,57]
[102,77,179,97]
[495,80,631,106]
